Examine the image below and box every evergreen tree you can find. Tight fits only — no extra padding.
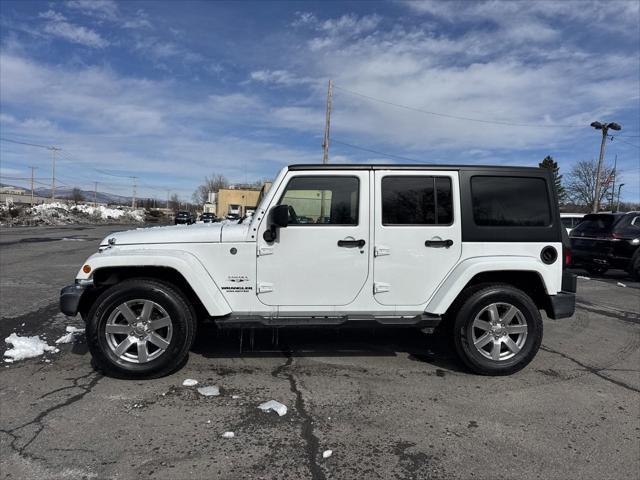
[539,156,565,202]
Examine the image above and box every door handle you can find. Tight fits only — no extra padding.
[425,239,454,248]
[338,239,366,248]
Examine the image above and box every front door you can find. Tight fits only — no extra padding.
[373,170,461,306]
[257,171,370,307]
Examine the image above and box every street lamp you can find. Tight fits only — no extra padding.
[617,183,625,212]
[590,121,621,213]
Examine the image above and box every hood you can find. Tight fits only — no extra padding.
[100,222,250,246]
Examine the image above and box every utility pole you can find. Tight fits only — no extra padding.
[29,166,37,205]
[94,181,98,207]
[322,79,333,164]
[590,121,621,213]
[48,146,61,201]
[610,155,617,211]
[131,176,138,209]
[617,184,625,212]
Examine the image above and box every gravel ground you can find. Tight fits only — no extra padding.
[1,224,638,480]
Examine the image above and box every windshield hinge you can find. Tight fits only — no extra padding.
[258,246,273,256]
[257,282,274,294]
[374,282,391,294]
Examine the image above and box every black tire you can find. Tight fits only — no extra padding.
[585,264,608,276]
[452,283,543,376]
[630,252,640,281]
[86,278,196,379]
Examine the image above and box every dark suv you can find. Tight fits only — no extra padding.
[570,212,640,278]
[174,211,194,225]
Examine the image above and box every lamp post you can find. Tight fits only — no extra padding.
[617,183,625,212]
[590,121,621,213]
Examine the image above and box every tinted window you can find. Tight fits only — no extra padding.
[571,214,616,236]
[278,176,359,225]
[613,215,640,237]
[382,176,453,225]
[471,176,551,227]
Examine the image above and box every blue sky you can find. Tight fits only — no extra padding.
[1,0,639,203]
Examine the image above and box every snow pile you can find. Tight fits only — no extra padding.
[221,431,235,438]
[258,400,287,416]
[4,202,147,226]
[182,378,198,387]
[197,385,220,397]
[4,333,58,362]
[55,326,85,344]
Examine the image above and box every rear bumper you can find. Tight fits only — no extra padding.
[60,281,91,316]
[547,271,576,319]
[547,291,576,319]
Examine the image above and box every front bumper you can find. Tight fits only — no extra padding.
[60,280,91,316]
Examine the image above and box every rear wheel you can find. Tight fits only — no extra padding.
[452,284,542,375]
[86,278,196,379]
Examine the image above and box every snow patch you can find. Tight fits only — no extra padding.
[55,326,85,344]
[323,450,333,459]
[221,431,235,438]
[182,379,198,387]
[258,400,287,416]
[617,282,627,287]
[4,333,57,361]
[197,385,220,397]
[577,276,591,280]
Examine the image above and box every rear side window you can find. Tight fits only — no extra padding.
[278,176,359,225]
[572,214,616,235]
[471,176,551,227]
[382,176,453,225]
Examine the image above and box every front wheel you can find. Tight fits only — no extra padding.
[86,278,196,379]
[452,284,543,375]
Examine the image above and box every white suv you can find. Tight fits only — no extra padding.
[60,164,576,378]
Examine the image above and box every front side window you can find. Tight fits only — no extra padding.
[382,176,453,225]
[471,176,551,227]
[278,176,359,225]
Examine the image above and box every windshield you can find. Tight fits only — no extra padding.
[570,214,617,236]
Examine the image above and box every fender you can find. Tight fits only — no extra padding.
[76,248,232,317]
[425,256,558,315]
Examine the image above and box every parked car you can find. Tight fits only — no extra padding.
[570,212,640,278]
[560,213,585,234]
[174,211,194,225]
[199,212,217,223]
[61,163,575,379]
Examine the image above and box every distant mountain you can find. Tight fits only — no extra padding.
[0,183,154,206]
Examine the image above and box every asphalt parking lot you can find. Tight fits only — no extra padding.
[1,224,639,480]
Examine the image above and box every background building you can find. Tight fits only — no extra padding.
[204,182,271,218]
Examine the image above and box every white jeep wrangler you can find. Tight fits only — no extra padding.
[60,164,576,378]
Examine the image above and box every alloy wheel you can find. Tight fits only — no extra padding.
[471,302,528,361]
[105,299,173,364]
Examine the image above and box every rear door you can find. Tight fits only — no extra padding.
[373,170,461,306]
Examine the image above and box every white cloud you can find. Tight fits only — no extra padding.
[249,69,313,87]
[39,10,109,48]
[66,0,119,21]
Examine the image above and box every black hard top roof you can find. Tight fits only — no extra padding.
[288,163,542,172]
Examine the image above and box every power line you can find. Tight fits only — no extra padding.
[0,137,52,149]
[610,136,640,149]
[333,85,585,128]
[332,139,426,164]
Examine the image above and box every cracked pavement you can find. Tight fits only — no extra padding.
[1,224,639,479]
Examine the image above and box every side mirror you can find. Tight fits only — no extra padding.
[263,204,289,242]
[272,204,289,228]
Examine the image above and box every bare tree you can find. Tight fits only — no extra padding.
[71,187,85,205]
[192,174,229,205]
[168,193,180,212]
[565,159,615,211]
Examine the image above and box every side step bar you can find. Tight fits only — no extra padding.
[214,313,441,329]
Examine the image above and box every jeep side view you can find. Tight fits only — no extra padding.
[60,164,576,378]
